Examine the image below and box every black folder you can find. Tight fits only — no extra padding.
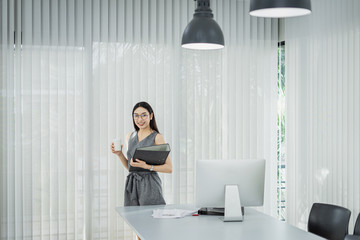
[129,143,171,172]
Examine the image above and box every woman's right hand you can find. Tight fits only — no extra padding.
[111,142,123,156]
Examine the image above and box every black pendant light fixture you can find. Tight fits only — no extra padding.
[181,0,224,50]
[250,0,311,18]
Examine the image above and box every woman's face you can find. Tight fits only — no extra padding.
[133,107,153,130]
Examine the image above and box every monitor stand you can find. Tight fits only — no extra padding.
[221,184,243,222]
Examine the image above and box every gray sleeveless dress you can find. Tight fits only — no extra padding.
[124,131,166,206]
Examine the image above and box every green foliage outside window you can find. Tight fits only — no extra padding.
[277,42,286,221]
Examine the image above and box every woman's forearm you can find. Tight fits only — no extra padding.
[151,163,172,173]
[117,152,129,171]
[152,156,172,173]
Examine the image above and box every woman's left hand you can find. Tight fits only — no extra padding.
[130,158,149,170]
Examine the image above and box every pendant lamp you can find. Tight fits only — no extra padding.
[181,0,224,50]
[250,0,311,18]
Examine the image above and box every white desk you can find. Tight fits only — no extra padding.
[116,204,325,240]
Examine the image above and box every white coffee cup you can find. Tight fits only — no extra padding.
[113,138,122,151]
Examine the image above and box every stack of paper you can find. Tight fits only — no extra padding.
[152,209,199,219]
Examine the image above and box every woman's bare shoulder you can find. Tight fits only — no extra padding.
[126,132,134,142]
[154,133,165,145]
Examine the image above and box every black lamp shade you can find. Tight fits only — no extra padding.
[181,0,224,50]
[250,0,311,18]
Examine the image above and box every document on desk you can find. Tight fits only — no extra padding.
[152,208,199,219]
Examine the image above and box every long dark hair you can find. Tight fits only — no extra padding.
[132,101,160,133]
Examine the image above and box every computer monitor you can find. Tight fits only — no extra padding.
[195,159,266,222]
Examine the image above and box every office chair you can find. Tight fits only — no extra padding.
[345,213,360,240]
[308,203,351,240]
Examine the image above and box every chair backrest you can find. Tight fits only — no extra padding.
[354,213,360,235]
[308,203,351,240]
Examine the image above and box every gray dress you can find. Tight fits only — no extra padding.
[124,131,166,206]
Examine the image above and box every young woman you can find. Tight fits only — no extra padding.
[111,101,172,206]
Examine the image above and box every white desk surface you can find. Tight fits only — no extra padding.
[116,204,325,240]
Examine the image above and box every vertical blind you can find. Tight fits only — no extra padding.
[1,0,278,239]
[285,0,360,231]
